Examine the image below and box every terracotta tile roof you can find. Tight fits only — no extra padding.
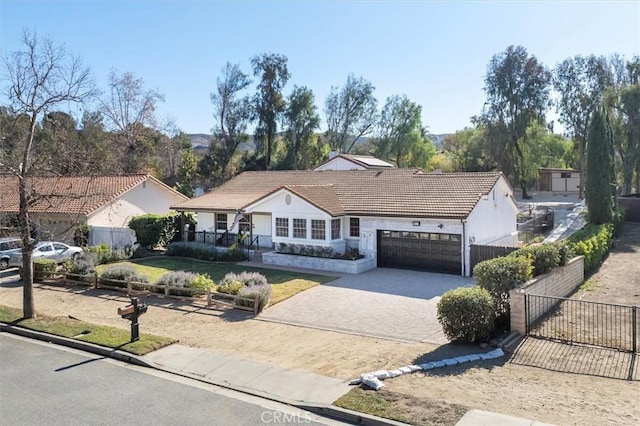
[0,174,186,216]
[173,169,506,219]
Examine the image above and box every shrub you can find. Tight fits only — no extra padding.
[509,243,560,276]
[128,212,194,249]
[612,207,625,236]
[217,280,243,295]
[555,240,574,266]
[155,271,215,295]
[85,244,131,265]
[237,283,272,314]
[33,258,58,280]
[167,242,218,260]
[437,286,495,343]
[568,223,613,273]
[217,247,246,262]
[63,253,95,275]
[474,256,533,320]
[100,265,149,283]
[236,271,268,287]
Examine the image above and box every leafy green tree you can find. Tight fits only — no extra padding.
[281,86,321,169]
[1,31,95,318]
[211,62,253,177]
[251,53,290,168]
[585,107,615,224]
[175,146,198,197]
[608,56,640,194]
[373,95,427,167]
[441,127,492,172]
[481,45,552,198]
[554,55,612,196]
[78,110,118,174]
[324,74,377,154]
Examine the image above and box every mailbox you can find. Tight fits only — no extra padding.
[117,297,148,342]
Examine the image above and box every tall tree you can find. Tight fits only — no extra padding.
[441,127,492,172]
[251,53,290,168]
[373,95,428,167]
[608,56,640,194]
[324,74,377,154]
[553,55,611,196]
[281,85,321,169]
[585,107,615,224]
[1,31,94,318]
[481,45,552,198]
[210,62,252,177]
[99,69,165,173]
[174,143,198,197]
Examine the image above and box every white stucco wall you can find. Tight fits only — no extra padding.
[88,179,186,228]
[314,157,366,171]
[465,177,519,251]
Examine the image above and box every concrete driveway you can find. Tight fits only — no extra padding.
[258,268,473,344]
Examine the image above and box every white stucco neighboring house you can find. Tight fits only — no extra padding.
[0,174,188,248]
[313,153,395,171]
[172,169,519,276]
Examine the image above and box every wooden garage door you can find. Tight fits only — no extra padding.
[377,230,462,275]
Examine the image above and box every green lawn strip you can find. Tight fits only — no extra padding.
[334,387,468,426]
[0,305,176,356]
[96,257,335,305]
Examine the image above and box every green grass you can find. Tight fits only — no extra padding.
[580,277,600,292]
[96,257,335,305]
[334,388,411,424]
[0,305,176,356]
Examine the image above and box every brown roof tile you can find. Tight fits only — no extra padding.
[173,169,505,219]
[0,174,187,216]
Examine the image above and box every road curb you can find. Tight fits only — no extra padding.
[0,323,406,426]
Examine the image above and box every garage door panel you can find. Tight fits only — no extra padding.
[377,230,462,275]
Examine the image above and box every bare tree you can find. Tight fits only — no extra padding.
[1,30,95,318]
[99,69,165,173]
[324,74,378,154]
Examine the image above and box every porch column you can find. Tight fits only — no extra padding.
[180,212,186,242]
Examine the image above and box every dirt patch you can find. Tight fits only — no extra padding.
[2,225,640,425]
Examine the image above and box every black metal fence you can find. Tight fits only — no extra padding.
[517,207,555,243]
[526,294,638,353]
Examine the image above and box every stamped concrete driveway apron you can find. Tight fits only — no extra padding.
[257,268,473,344]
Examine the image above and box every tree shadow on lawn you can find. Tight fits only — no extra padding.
[412,343,507,377]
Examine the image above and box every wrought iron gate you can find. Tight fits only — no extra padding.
[525,294,638,353]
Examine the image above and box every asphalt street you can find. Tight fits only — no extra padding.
[0,333,345,426]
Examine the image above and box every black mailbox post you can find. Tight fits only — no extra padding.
[118,297,148,342]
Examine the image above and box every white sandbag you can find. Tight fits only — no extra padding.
[388,369,403,378]
[369,370,391,379]
[361,373,385,391]
[399,366,412,374]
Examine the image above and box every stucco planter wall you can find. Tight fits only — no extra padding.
[510,256,585,335]
[262,251,376,274]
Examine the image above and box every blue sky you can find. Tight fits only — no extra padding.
[1,1,639,135]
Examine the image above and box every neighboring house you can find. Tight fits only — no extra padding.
[171,169,519,276]
[314,153,395,171]
[0,174,188,248]
[534,168,581,194]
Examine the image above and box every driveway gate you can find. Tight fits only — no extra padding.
[525,294,639,353]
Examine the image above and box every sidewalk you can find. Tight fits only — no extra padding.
[143,344,351,405]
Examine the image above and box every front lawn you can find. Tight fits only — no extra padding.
[96,257,335,305]
[0,305,176,356]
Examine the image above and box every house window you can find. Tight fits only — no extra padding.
[216,213,227,230]
[311,220,325,240]
[349,218,360,237]
[275,218,288,237]
[293,219,306,239]
[331,219,341,239]
[561,172,572,178]
[239,214,251,233]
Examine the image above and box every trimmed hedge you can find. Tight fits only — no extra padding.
[474,256,533,319]
[166,242,246,262]
[437,286,495,343]
[567,223,614,273]
[128,213,195,249]
[33,258,58,280]
[508,243,560,277]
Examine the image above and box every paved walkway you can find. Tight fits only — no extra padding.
[143,344,351,405]
[258,268,472,344]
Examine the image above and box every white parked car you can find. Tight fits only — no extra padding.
[0,237,22,270]
[8,241,83,268]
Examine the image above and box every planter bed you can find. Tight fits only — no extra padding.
[262,251,376,274]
